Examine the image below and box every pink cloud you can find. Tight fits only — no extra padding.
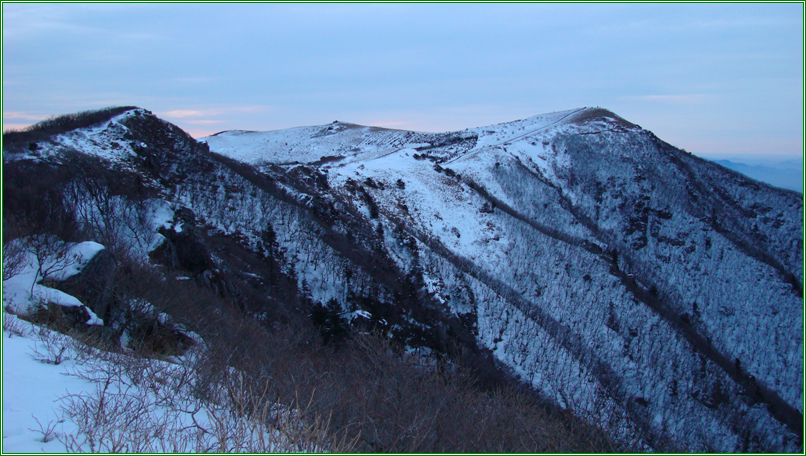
[2,122,34,132]
[3,112,48,121]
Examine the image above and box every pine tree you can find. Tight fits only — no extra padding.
[310,298,350,344]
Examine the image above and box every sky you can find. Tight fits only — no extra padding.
[2,3,803,161]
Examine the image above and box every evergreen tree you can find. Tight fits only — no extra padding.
[310,298,350,344]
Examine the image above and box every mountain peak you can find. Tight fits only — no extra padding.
[567,107,638,128]
[2,106,144,154]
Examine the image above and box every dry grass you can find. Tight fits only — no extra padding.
[15,320,356,453]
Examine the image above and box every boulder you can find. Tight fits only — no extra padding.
[49,248,117,323]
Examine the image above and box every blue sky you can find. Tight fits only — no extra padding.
[3,3,803,160]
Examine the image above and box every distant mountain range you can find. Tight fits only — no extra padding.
[3,106,802,452]
[709,158,803,193]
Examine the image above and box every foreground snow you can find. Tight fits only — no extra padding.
[2,314,335,453]
[2,316,90,452]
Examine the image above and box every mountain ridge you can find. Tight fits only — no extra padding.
[3,106,802,452]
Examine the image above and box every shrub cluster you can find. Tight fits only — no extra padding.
[9,317,352,453]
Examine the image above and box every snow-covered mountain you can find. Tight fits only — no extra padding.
[3,106,802,452]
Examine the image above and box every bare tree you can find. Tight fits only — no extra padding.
[3,237,28,281]
[3,212,32,281]
[25,234,75,297]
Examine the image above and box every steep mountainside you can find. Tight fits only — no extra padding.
[3,107,802,452]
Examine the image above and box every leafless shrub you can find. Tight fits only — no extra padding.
[3,311,28,337]
[3,161,82,253]
[24,234,76,297]
[2,244,27,281]
[56,341,356,453]
[248,329,620,453]
[29,414,62,443]
[2,219,28,281]
[29,325,70,365]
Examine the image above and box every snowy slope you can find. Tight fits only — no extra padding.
[200,123,425,166]
[3,315,99,453]
[4,109,147,165]
[200,106,802,452]
[5,106,801,452]
[199,120,480,168]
